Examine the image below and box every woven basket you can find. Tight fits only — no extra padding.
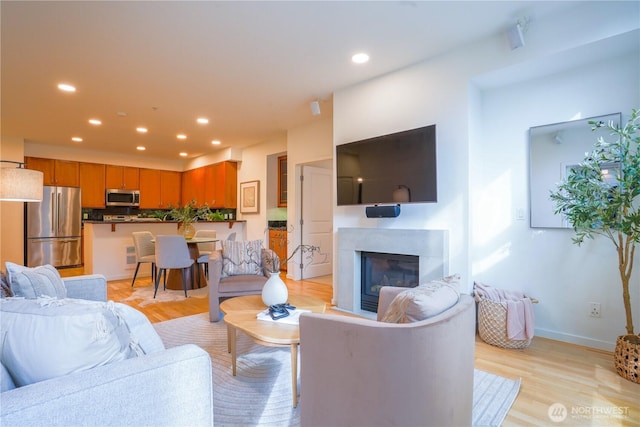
[614,334,640,383]
[476,296,532,349]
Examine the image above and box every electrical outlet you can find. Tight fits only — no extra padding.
[589,302,601,318]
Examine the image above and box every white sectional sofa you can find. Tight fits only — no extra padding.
[0,269,214,427]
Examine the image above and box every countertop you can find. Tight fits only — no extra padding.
[83,220,245,224]
[267,220,287,229]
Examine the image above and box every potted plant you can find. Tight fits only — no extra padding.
[550,109,639,383]
[166,200,211,239]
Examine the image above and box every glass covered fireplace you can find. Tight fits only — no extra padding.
[361,251,419,312]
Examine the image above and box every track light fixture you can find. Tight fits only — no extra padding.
[507,16,530,50]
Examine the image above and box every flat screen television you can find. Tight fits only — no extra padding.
[336,124,437,206]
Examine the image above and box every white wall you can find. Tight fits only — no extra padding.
[333,41,473,290]
[473,54,640,350]
[286,117,333,279]
[332,2,639,350]
[236,134,287,242]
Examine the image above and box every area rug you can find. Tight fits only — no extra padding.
[123,284,208,306]
[154,313,521,427]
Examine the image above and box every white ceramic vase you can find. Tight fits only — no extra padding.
[261,272,288,306]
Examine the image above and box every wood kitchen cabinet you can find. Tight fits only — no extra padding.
[213,161,238,208]
[25,157,79,187]
[161,170,181,208]
[181,161,237,208]
[139,168,181,209]
[105,165,139,190]
[181,167,205,206]
[269,229,288,272]
[202,164,217,207]
[277,155,287,207]
[79,162,106,208]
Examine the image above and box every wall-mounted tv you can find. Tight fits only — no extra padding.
[336,124,437,206]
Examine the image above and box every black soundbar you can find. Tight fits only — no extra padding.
[365,205,401,218]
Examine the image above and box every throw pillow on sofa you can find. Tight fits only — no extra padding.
[0,297,157,387]
[116,303,165,355]
[221,239,264,277]
[4,262,67,299]
[0,271,12,298]
[380,274,461,323]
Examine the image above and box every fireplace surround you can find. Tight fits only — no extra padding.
[336,228,448,317]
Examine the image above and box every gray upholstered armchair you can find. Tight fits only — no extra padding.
[299,288,476,427]
[208,248,280,321]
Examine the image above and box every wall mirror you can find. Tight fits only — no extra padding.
[529,112,622,228]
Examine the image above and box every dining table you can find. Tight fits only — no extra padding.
[152,236,219,291]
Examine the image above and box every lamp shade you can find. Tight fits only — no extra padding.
[0,167,44,202]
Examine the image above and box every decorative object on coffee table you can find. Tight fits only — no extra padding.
[261,242,323,307]
[262,234,324,273]
[550,109,640,383]
[261,272,288,306]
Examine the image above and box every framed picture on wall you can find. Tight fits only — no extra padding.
[240,180,260,214]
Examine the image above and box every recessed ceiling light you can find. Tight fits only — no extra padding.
[136,146,146,151]
[179,152,188,157]
[88,119,102,125]
[177,134,187,140]
[71,137,83,142]
[136,127,148,133]
[211,140,221,145]
[57,83,76,92]
[197,117,209,124]
[352,53,370,64]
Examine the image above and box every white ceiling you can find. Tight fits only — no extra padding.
[2,1,578,162]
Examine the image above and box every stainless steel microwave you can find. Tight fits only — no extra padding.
[105,189,140,207]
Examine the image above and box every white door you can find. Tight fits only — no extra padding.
[299,165,332,279]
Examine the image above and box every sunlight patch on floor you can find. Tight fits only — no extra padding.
[303,274,332,285]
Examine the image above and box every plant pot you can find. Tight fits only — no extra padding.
[178,222,196,239]
[261,272,288,307]
[614,334,640,383]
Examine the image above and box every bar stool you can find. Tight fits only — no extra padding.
[131,231,156,287]
[154,235,194,298]
[194,229,216,279]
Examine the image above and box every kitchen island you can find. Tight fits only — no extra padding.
[83,220,245,280]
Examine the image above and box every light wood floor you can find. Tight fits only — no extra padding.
[63,268,640,425]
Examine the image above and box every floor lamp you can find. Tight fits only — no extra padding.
[0,160,44,202]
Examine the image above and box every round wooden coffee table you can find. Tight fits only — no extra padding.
[220,295,326,408]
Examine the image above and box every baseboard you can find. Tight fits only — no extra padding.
[535,327,615,352]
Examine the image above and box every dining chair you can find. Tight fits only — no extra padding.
[131,231,156,287]
[154,235,195,298]
[194,229,217,279]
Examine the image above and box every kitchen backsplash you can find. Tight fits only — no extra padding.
[83,207,237,221]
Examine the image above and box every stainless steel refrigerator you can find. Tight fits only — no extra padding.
[26,186,82,268]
